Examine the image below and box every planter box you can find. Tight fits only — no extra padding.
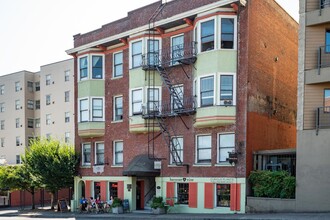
[247,197,296,213]
[152,207,166,214]
[112,206,123,214]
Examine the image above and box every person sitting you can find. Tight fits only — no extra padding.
[103,195,113,212]
[86,197,94,213]
[79,196,87,212]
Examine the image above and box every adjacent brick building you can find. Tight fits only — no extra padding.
[67,0,297,213]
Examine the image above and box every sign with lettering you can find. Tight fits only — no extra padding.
[169,177,194,182]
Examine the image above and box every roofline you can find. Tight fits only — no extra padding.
[66,0,237,55]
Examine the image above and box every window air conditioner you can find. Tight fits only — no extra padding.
[220,100,232,106]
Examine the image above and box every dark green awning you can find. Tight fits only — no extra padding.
[123,154,160,177]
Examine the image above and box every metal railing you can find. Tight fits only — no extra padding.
[316,106,330,134]
[141,42,197,68]
[320,0,330,9]
[317,45,330,74]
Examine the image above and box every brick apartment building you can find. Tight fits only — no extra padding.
[66,0,297,213]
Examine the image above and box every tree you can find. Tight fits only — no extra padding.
[23,138,78,210]
[0,165,40,209]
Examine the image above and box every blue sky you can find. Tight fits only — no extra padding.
[0,0,299,76]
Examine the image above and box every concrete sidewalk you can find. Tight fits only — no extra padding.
[0,207,330,219]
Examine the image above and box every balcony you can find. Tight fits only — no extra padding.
[78,121,105,138]
[305,45,330,84]
[141,42,197,70]
[316,106,330,134]
[306,0,330,26]
[141,97,196,119]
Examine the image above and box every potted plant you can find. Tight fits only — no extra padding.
[111,197,123,214]
[151,196,166,214]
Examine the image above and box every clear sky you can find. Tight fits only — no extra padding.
[0,0,299,76]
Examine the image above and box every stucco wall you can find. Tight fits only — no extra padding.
[246,197,296,213]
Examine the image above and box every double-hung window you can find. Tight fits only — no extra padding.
[0,120,4,130]
[65,112,70,123]
[171,35,184,65]
[82,143,91,165]
[16,136,20,146]
[35,82,40,91]
[220,75,233,105]
[16,118,20,128]
[147,88,159,112]
[46,75,51,86]
[0,85,4,95]
[35,118,40,128]
[27,119,34,128]
[79,99,89,122]
[200,76,214,107]
[35,100,40,110]
[27,100,34,110]
[114,141,123,165]
[95,142,104,165]
[65,132,70,143]
[65,91,70,102]
[15,100,20,110]
[92,98,103,121]
[196,135,212,163]
[80,57,88,80]
[170,137,183,165]
[65,70,70,82]
[15,82,20,92]
[0,103,4,112]
[27,81,33,92]
[147,39,159,66]
[114,96,123,121]
[46,114,51,125]
[201,19,214,52]
[171,85,184,111]
[221,18,234,49]
[132,89,143,115]
[0,138,4,147]
[132,41,142,68]
[113,52,123,77]
[218,133,235,163]
[46,95,51,105]
[92,55,103,79]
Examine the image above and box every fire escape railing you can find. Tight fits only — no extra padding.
[317,45,330,74]
[316,106,330,135]
[319,0,330,14]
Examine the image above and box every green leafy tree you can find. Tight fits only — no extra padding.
[0,165,40,209]
[23,138,78,209]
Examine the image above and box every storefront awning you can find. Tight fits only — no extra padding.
[123,154,160,177]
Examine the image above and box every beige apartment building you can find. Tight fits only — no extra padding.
[297,0,330,212]
[0,59,74,165]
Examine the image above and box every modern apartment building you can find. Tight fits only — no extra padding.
[0,59,74,165]
[67,0,297,214]
[297,0,330,212]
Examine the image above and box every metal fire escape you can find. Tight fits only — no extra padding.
[142,1,197,171]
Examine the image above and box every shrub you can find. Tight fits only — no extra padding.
[112,197,123,208]
[249,170,295,199]
[151,196,165,209]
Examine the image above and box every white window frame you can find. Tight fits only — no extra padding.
[65,70,70,82]
[91,55,104,79]
[35,82,40,91]
[195,134,212,164]
[198,74,216,107]
[0,103,4,112]
[15,81,20,92]
[46,75,51,86]
[130,88,143,116]
[27,99,34,110]
[113,141,123,166]
[16,155,21,164]
[199,17,216,53]
[16,136,20,146]
[171,34,184,65]
[65,112,70,123]
[79,98,89,122]
[46,114,51,125]
[65,91,70,102]
[219,15,237,50]
[91,97,104,121]
[35,100,40,110]
[15,118,20,128]
[170,136,183,165]
[79,55,88,81]
[82,143,91,166]
[94,142,105,165]
[147,86,161,113]
[35,118,40,128]
[130,39,143,69]
[217,133,235,164]
[113,51,123,78]
[78,54,105,81]
[218,73,236,106]
[113,95,123,121]
[46,95,51,105]
[15,100,20,110]
[0,85,4,95]
[146,38,161,66]
[65,132,70,143]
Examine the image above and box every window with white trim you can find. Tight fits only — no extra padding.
[65,132,70,143]
[92,98,103,121]
[65,91,70,102]
[79,97,105,122]
[15,118,20,128]
[132,40,142,68]
[114,96,123,121]
[216,184,230,207]
[79,56,88,80]
[46,75,51,86]
[177,183,189,204]
[196,135,212,164]
[79,98,89,122]
[0,103,4,112]
[15,100,20,110]
[147,88,160,112]
[147,39,159,66]
[113,141,123,165]
[201,19,215,52]
[65,112,70,123]
[131,89,143,115]
[15,81,20,92]
[221,18,234,49]
[92,55,103,79]
[35,118,40,128]
[171,35,184,65]
[78,55,104,81]
[82,143,91,165]
[220,75,233,105]
[170,137,183,165]
[0,138,4,147]
[0,85,4,95]
[171,85,184,111]
[46,114,51,125]
[16,136,20,146]
[218,133,235,163]
[27,100,34,110]
[200,76,214,107]
[65,70,70,82]
[46,95,51,105]
[35,100,40,110]
[95,142,104,165]
[113,52,123,77]
[35,82,40,91]
[0,120,4,130]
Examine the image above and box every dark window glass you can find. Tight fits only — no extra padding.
[221,18,234,49]
[201,20,214,52]
[92,56,103,79]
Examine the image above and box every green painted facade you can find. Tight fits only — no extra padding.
[78,80,105,98]
[129,68,163,88]
[194,106,236,128]
[78,122,105,137]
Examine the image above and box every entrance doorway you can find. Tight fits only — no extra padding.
[136,180,144,210]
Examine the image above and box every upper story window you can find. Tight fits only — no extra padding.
[0,85,4,95]
[113,52,123,78]
[171,35,184,65]
[147,88,160,112]
[324,89,330,108]
[27,118,34,128]
[220,75,233,105]
[95,142,104,165]
[79,98,89,122]
[114,96,123,121]
[15,82,20,92]
[196,134,212,164]
[0,103,4,112]
[27,81,33,92]
[170,136,183,165]
[0,120,4,130]
[131,89,143,115]
[113,141,123,165]
[35,118,40,128]
[200,76,214,107]
[46,114,51,125]
[201,19,215,52]
[78,55,104,81]
[16,136,20,146]
[27,100,34,110]
[326,30,330,53]
[65,70,70,82]
[46,95,51,105]
[16,118,20,128]
[132,40,143,68]
[147,39,160,66]
[35,82,40,91]
[46,75,51,86]
[171,85,184,111]
[92,98,103,121]
[82,143,91,166]
[65,91,70,102]
[78,97,105,122]
[218,133,235,163]
[65,112,70,123]
[221,18,234,49]
[0,138,4,147]
[65,132,70,143]
[35,100,40,110]
[15,100,20,110]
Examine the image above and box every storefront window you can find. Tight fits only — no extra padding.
[109,182,118,198]
[216,184,230,207]
[177,183,189,204]
[94,182,101,199]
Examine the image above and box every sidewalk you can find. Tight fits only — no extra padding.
[1,206,330,220]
